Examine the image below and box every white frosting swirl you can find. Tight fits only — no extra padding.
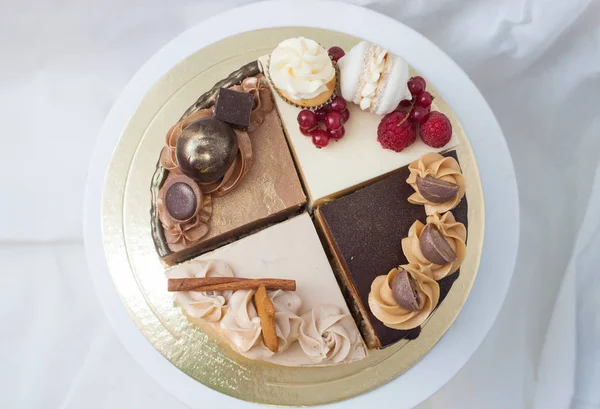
[359,45,388,111]
[269,37,335,101]
[298,305,366,364]
[168,260,234,322]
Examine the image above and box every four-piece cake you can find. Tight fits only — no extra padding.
[149,37,473,367]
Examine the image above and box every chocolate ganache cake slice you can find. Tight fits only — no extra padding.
[151,61,306,266]
[315,151,468,348]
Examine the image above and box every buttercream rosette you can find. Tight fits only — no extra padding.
[168,260,234,322]
[368,265,440,330]
[298,305,366,364]
[401,211,467,280]
[407,152,466,215]
[157,173,213,251]
[220,289,303,358]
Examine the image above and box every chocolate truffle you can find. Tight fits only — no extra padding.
[214,88,255,130]
[176,117,238,184]
[316,150,467,348]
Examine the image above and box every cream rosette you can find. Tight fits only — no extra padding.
[407,152,466,215]
[298,306,366,364]
[401,211,467,280]
[368,265,440,330]
[220,289,303,357]
[168,260,234,322]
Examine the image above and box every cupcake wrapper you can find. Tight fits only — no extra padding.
[266,53,340,111]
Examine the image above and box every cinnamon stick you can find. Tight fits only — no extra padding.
[167,277,296,292]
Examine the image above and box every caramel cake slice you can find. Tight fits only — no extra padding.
[315,151,467,348]
[150,62,306,266]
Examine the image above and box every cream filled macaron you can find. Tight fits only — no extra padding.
[338,41,411,115]
[269,37,336,108]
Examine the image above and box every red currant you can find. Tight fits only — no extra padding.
[325,111,343,130]
[312,129,330,148]
[328,46,345,62]
[408,76,426,96]
[409,106,430,123]
[297,109,317,129]
[329,126,345,140]
[330,96,347,113]
[399,99,413,107]
[315,106,330,122]
[299,126,315,136]
[416,91,432,108]
[340,108,350,123]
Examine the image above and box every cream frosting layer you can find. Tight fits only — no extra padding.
[407,152,466,215]
[168,213,367,366]
[259,55,459,205]
[401,212,467,280]
[368,265,440,330]
[269,37,335,101]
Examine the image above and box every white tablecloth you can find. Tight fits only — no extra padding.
[1,0,599,408]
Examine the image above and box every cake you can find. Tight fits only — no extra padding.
[151,63,306,265]
[167,213,367,366]
[149,37,476,367]
[315,151,467,348]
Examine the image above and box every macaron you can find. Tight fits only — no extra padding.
[338,41,411,115]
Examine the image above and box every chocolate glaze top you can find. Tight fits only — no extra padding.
[318,151,468,347]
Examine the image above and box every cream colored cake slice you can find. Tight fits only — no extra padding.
[258,55,459,205]
[167,213,367,366]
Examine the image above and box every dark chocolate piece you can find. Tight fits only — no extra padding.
[165,182,197,221]
[180,61,260,121]
[391,269,422,311]
[317,150,468,348]
[214,88,254,130]
[416,175,460,203]
[176,117,238,184]
[419,223,457,265]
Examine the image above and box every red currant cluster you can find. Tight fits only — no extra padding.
[296,46,349,149]
[401,76,433,122]
[297,96,351,148]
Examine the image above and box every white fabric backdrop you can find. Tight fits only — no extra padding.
[1,0,599,408]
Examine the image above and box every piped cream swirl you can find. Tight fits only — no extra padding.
[269,37,335,101]
[401,212,467,280]
[368,265,440,330]
[168,260,234,322]
[298,305,367,364]
[407,152,466,215]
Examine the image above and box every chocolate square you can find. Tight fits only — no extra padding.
[214,87,254,130]
[317,151,468,348]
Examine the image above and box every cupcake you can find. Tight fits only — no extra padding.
[338,41,411,115]
[269,37,336,108]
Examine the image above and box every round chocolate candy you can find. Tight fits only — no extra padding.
[165,182,197,221]
[160,175,202,222]
[419,223,457,265]
[390,268,423,312]
[176,117,238,184]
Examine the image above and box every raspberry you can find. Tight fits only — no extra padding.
[377,111,416,152]
[419,111,452,148]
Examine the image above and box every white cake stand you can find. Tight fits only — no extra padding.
[83,1,519,408]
